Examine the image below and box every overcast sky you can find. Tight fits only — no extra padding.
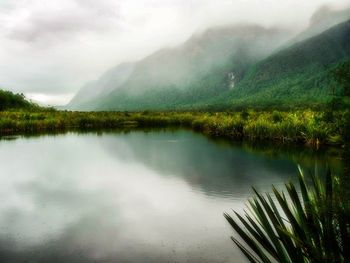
[0,0,348,105]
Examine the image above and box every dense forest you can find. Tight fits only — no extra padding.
[0,89,36,110]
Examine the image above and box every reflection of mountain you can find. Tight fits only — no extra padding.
[99,130,302,196]
[0,131,341,263]
[100,130,339,197]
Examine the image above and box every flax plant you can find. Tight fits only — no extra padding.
[224,167,350,263]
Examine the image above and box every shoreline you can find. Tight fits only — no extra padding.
[0,110,348,148]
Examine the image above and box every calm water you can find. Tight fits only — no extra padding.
[0,130,341,263]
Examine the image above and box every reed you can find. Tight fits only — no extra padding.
[0,109,347,147]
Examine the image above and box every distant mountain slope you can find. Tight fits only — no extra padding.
[68,24,290,110]
[0,89,36,110]
[110,19,350,110]
[289,5,350,44]
[208,19,350,108]
[68,63,134,109]
[69,8,350,111]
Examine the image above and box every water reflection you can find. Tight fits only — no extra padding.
[0,130,341,262]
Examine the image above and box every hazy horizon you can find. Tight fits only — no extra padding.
[0,0,349,106]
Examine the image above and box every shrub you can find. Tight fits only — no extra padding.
[224,168,350,263]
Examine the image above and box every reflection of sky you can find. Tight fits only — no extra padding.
[0,131,306,262]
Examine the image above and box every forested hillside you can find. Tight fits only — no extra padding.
[207,20,350,109]
[68,14,350,111]
[0,89,36,110]
[68,25,289,110]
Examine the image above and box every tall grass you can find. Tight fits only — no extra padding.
[0,109,348,147]
[224,167,350,263]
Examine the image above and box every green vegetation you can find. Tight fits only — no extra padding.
[332,60,350,97]
[207,20,350,110]
[224,168,350,262]
[0,109,348,147]
[69,25,285,111]
[1,20,350,147]
[70,20,350,111]
[0,89,37,110]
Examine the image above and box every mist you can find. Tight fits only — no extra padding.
[0,0,349,105]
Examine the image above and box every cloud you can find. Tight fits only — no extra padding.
[0,0,349,105]
[2,0,121,43]
[25,92,74,106]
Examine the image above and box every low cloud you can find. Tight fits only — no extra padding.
[0,0,349,104]
[26,92,74,106]
[3,0,121,43]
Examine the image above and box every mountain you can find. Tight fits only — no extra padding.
[0,89,36,110]
[68,24,290,110]
[205,19,350,109]
[68,63,134,109]
[69,7,350,111]
[291,4,350,43]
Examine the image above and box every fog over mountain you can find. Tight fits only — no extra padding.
[68,24,291,110]
[0,0,349,106]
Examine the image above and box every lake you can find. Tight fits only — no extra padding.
[0,130,342,263]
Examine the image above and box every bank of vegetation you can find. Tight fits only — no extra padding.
[0,109,349,147]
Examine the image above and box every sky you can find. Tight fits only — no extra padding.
[0,0,349,105]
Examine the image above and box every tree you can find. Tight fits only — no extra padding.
[332,61,350,97]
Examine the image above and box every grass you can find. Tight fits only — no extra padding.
[0,109,348,147]
[224,167,350,263]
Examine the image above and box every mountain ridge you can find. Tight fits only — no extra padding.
[68,8,350,111]
[68,24,290,110]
